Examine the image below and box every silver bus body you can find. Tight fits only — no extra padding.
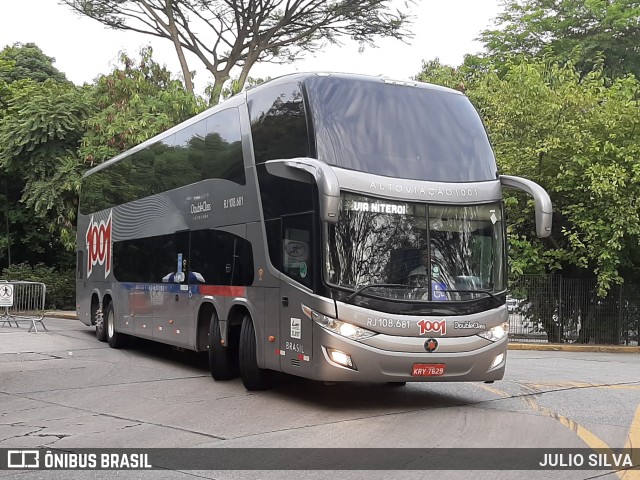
[76,73,551,389]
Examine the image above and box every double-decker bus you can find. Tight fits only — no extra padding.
[76,72,552,390]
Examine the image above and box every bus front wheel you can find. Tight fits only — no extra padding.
[239,314,272,391]
[208,311,236,381]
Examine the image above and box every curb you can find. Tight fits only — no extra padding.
[45,311,639,353]
[44,311,79,320]
[508,343,640,353]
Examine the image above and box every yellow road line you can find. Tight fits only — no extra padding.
[476,383,638,479]
[475,383,511,398]
[621,404,640,480]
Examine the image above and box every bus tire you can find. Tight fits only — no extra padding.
[95,306,107,343]
[105,303,125,349]
[239,314,272,391]
[208,311,236,381]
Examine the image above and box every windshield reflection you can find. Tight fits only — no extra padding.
[325,194,505,302]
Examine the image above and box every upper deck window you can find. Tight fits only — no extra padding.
[80,108,243,215]
[248,82,310,164]
[304,76,497,183]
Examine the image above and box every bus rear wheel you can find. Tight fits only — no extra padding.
[94,306,106,343]
[208,311,236,380]
[239,314,272,391]
[105,303,125,349]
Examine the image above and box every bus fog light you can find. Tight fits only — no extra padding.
[479,322,509,342]
[490,353,505,369]
[326,348,355,369]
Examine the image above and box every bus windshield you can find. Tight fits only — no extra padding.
[305,76,497,182]
[325,193,506,302]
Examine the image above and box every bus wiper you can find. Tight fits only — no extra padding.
[443,289,501,306]
[346,283,405,301]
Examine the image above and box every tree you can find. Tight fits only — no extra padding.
[62,0,413,103]
[0,43,68,84]
[417,58,640,342]
[477,60,639,294]
[416,58,640,296]
[0,80,94,252]
[80,47,206,166]
[478,0,640,79]
[0,44,74,269]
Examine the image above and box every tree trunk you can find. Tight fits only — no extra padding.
[236,54,257,94]
[165,0,193,93]
[209,76,229,106]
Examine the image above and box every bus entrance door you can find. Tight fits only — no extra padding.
[278,213,314,374]
[279,281,313,374]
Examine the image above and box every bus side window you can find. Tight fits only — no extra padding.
[189,229,254,286]
[77,250,84,279]
[265,219,282,271]
[281,213,313,288]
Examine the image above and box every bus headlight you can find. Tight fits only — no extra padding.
[478,322,509,342]
[302,305,376,340]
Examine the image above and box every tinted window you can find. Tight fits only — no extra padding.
[304,76,497,182]
[80,147,156,214]
[256,164,315,221]
[190,230,254,286]
[76,250,84,280]
[282,213,314,288]
[264,214,314,289]
[154,129,199,192]
[113,234,176,283]
[248,82,310,164]
[265,218,282,272]
[80,108,244,214]
[114,229,253,285]
[204,109,245,184]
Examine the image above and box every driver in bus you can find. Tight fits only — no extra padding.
[408,249,435,286]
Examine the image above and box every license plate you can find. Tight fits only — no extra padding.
[412,363,446,377]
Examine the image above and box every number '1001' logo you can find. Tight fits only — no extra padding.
[86,211,112,278]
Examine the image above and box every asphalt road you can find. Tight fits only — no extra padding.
[1,317,639,479]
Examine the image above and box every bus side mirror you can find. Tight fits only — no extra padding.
[265,158,341,224]
[500,175,553,238]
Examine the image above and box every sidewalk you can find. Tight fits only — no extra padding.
[42,311,640,353]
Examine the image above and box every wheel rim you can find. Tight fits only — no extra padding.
[107,310,114,338]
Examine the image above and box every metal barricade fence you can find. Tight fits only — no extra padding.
[0,280,47,333]
[508,275,639,346]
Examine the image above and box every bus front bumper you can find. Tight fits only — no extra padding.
[307,327,508,383]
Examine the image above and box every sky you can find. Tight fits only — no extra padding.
[0,0,502,94]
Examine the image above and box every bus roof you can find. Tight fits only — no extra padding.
[83,72,464,179]
[246,71,463,97]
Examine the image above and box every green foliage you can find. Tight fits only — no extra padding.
[80,47,206,165]
[0,43,77,261]
[0,79,93,253]
[0,43,68,84]
[1,262,75,310]
[479,0,640,79]
[219,76,268,102]
[0,45,205,269]
[419,58,640,294]
[414,59,467,91]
